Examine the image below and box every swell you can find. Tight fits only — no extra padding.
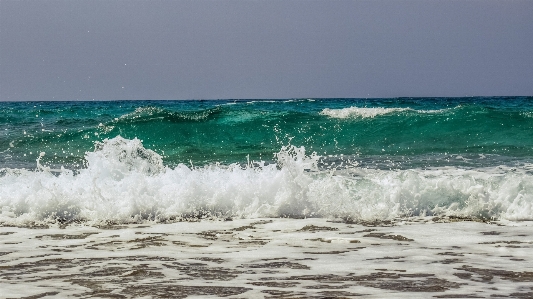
[317,104,533,158]
[116,106,225,124]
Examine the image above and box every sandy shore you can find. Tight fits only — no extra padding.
[1,218,532,298]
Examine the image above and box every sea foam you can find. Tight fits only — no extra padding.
[1,136,532,226]
[320,107,448,118]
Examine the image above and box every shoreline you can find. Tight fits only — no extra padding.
[1,218,532,298]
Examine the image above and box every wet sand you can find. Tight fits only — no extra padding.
[1,218,532,298]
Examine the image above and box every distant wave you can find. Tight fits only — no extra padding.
[320,107,450,118]
[245,99,315,104]
[1,136,532,226]
[116,106,223,123]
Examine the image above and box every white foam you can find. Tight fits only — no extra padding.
[1,136,532,225]
[3,219,532,298]
[118,106,164,121]
[520,111,533,118]
[320,107,449,118]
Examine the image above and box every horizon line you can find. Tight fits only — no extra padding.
[1,95,532,103]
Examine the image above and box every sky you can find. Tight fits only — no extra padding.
[1,0,532,101]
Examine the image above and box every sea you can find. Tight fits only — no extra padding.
[1,97,533,225]
[2,97,533,298]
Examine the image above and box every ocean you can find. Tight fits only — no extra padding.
[2,97,533,224]
[1,97,533,298]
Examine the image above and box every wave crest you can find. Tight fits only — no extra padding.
[90,136,164,175]
[320,107,449,118]
[117,106,222,123]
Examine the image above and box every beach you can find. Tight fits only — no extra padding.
[1,218,532,298]
[2,0,533,295]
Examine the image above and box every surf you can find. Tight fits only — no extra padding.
[1,136,532,226]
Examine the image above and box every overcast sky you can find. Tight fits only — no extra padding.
[1,0,532,101]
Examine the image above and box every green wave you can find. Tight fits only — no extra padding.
[1,97,533,169]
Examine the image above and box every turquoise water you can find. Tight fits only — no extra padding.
[2,97,533,169]
[1,97,533,224]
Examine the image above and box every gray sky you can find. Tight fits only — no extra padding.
[1,0,532,101]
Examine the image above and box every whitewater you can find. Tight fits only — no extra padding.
[1,136,533,226]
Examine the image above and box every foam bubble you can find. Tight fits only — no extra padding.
[0,136,532,226]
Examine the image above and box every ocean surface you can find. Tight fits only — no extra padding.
[1,97,533,225]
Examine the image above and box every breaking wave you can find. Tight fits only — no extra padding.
[1,136,532,226]
[320,107,449,118]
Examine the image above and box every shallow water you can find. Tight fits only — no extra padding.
[1,218,532,298]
